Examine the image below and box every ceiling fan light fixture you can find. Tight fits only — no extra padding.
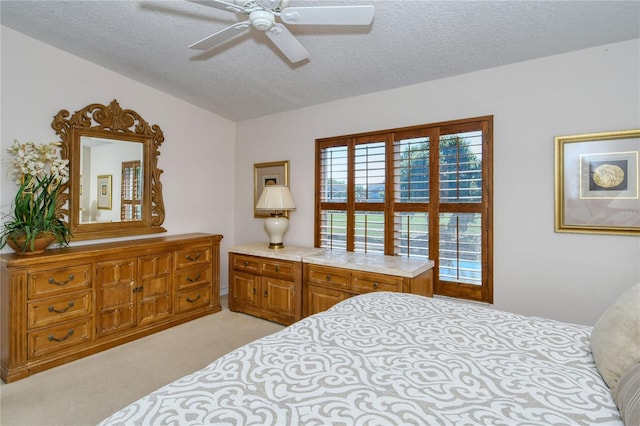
[250,10,276,31]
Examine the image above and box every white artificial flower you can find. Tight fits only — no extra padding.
[6,139,69,187]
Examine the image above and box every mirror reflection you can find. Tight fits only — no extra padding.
[79,136,144,224]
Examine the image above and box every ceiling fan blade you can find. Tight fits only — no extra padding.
[189,21,251,50]
[265,23,309,63]
[187,0,246,15]
[280,5,374,26]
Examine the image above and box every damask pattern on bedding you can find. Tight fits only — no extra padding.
[99,292,621,425]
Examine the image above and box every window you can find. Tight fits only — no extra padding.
[315,116,493,303]
[121,160,142,221]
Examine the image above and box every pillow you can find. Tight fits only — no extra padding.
[613,363,640,426]
[590,283,640,390]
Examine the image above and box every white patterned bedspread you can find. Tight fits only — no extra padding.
[99,292,621,425]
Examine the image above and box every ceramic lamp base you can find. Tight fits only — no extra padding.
[264,214,289,249]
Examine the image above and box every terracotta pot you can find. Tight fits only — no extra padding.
[6,233,55,256]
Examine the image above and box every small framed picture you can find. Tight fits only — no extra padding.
[97,174,113,210]
[555,130,640,235]
[254,160,289,218]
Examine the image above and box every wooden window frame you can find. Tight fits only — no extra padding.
[315,116,493,303]
[121,160,142,221]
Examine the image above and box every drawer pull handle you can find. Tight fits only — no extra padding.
[244,261,249,267]
[186,253,201,261]
[133,286,144,293]
[253,288,257,295]
[48,329,74,342]
[275,265,280,272]
[48,274,75,286]
[326,274,332,281]
[48,301,75,314]
[186,294,201,303]
[373,282,379,289]
[186,273,201,282]
[264,290,268,298]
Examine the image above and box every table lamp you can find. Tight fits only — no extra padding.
[255,185,296,249]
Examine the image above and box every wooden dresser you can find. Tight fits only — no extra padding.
[0,233,222,383]
[228,243,434,325]
[228,245,322,325]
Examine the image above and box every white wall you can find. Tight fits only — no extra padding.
[1,27,236,287]
[234,39,640,326]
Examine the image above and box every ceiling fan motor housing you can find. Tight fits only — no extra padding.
[236,0,289,11]
[250,10,276,30]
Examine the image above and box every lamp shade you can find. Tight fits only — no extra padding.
[256,185,296,211]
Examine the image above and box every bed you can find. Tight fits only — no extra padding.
[99,288,639,425]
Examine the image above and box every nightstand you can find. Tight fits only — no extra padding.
[228,244,323,325]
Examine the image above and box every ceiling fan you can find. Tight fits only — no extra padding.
[187,0,374,63]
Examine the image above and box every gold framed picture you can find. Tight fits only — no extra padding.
[97,174,113,210]
[555,130,640,235]
[254,160,289,218]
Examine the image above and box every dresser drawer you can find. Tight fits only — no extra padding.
[28,318,92,359]
[28,291,92,329]
[175,245,212,270]
[174,265,211,290]
[306,265,350,289]
[304,284,350,317]
[175,286,212,314]
[231,254,260,273]
[28,264,92,300]
[352,271,402,293]
[261,259,295,281]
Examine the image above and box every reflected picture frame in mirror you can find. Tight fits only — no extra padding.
[52,99,166,241]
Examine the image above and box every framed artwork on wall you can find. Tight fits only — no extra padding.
[254,160,290,218]
[555,129,640,235]
[97,174,113,210]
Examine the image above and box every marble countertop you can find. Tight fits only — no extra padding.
[303,251,434,277]
[229,243,434,277]
[228,243,328,262]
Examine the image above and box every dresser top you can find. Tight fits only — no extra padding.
[229,243,326,262]
[303,251,434,277]
[229,243,434,277]
[1,233,222,266]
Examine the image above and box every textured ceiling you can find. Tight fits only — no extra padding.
[2,1,639,122]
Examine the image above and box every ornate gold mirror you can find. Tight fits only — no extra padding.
[52,100,166,241]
